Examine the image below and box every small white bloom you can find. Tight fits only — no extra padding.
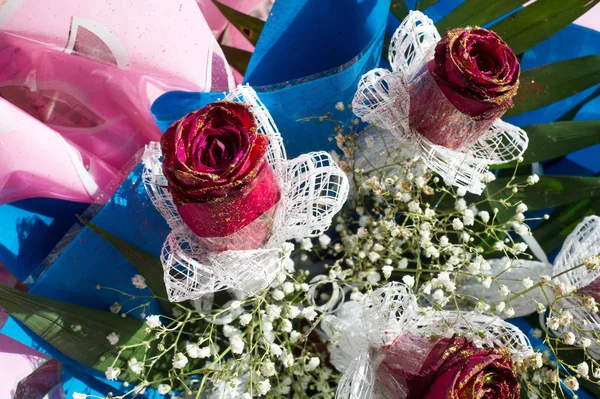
[302,306,318,321]
[564,376,579,391]
[408,201,422,213]
[514,213,526,222]
[106,332,119,346]
[73,394,87,399]
[425,208,435,218]
[306,357,320,371]
[516,203,528,213]
[546,317,561,331]
[432,289,445,302]
[563,331,576,345]
[496,301,506,313]
[109,302,121,314]
[594,368,600,379]
[482,277,492,289]
[368,252,381,263]
[398,258,408,269]
[521,278,534,289]
[504,307,515,318]
[256,379,271,396]
[281,319,293,333]
[559,310,574,325]
[290,330,302,343]
[131,274,147,289]
[456,187,467,197]
[261,360,276,377]
[301,237,313,251]
[499,284,510,297]
[105,367,120,381]
[583,256,600,270]
[318,235,332,247]
[172,352,188,369]
[158,384,172,395]
[483,172,496,183]
[300,283,309,291]
[230,335,245,354]
[270,343,283,357]
[452,218,464,231]
[239,313,252,326]
[478,210,490,223]
[335,101,345,111]
[455,198,467,211]
[402,275,415,288]
[282,281,295,294]
[366,271,381,284]
[527,174,540,185]
[146,315,162,329]
[382,265,393,279]
[288,305,301,319]
[513,242,528,253]
[272,289,285,301]
[493,241,504,251]
[462,209,475,226]
[581,337,592,348]
[536,303,546,314]
[186,342,202,359]
[439,235,449,247]
[128,358,144,374]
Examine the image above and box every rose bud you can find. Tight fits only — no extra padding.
[409,27,520,149]
[374,333,519,399]
[160,101,281,250]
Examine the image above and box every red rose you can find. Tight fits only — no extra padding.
[160,101,281,243]
[409,27,520,149]
[376,334,519,399]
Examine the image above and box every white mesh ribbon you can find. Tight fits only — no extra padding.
[548,216,600,358]
[142,85,349,302]
[352,11,528,194]
[325,283,533,399]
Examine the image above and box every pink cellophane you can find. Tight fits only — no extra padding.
[0,0,237,205]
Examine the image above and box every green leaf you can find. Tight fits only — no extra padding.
[0,283,158,379]
[416,0,439,10]
[492,176,600,212]
[491,0,600,55]
[437,0,522,33]
[492,121,600,169]
[220,44,252,75]
[505,56,600,117]
[534,198,600,253]
[212,0,265,46]
[390,0,409,21]
[78,216,174,314]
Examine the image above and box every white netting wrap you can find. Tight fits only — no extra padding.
[329,283,533,399]
[352,11,529,194]
[552,215,600,289]
[142,85,349,302]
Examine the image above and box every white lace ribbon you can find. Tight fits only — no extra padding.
[142,85,349,302]
[352,11,529,194]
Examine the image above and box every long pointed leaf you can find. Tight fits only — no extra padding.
[558,86,600,121]
[0,283,154,379]
[491,0,600,55]
[78,217,173,314]
[212,0,265,46]
[416,0,439,11]
[437,0,523,33]
[491,176,600,212]
[534,198,600,253]
[390,0,409,21]
[506,56,600,117]
[492,121,600,169]
[220,44,252,75]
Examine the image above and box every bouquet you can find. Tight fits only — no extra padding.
[1,1,600,399]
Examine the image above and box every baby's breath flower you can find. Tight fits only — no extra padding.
[564,376,579,391]
[256,379,271,396]
[527,174,540,185]
[157,384,171,395]
[106,332,119,346]
[145,315,162,329]
[521,278,534,289]
[382,265,393,279]
[239,313,252,326]
[302,306,318,321]
[563,331,576,345]
[172,353,188,369]
[230,335,245,354]
[452,218,464,231]
[131,274,147,289]
[105,367,120,381]
[402,275,415,288]
[128,358,144,374]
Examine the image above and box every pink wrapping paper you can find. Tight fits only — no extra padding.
[0,0,236,205]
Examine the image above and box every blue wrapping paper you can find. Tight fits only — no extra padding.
[151,0,391,157]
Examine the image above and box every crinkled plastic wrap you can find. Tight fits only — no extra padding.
[0,0,235,205]
[142,85,350,301]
